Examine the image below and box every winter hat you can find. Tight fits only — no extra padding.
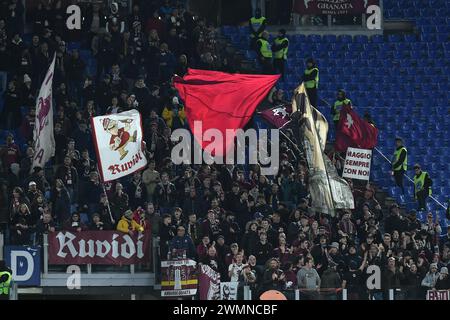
[440,267,448,274]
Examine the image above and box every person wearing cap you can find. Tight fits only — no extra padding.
[435,267,450,290]
[413,164,433,211]
[391,137,408,194]
[421,263,440,290]
[89,212,110,231]
[162,96,186,129]
[405,210,421,232]
[249,8,267,49]
[169,225,196,259]
[303,58,319,107]
[328,241,344,266]
[332,89,352,128]
[117,209,144,235]
[26,181,42,202]
[384,203,407,235]
[272,29,289,79]
[256,31,273,74]
[21,73,34,107]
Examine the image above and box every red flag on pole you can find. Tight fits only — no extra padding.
[335,104,378,152]
[173,69,280,156]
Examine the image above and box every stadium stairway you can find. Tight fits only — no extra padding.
[221,2,450,231]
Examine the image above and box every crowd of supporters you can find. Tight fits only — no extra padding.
[0,0,449,300]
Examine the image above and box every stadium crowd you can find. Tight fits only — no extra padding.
[0,0,449,300]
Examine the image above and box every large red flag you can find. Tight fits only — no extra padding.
[335,104,378,152]
[174,69,280,156]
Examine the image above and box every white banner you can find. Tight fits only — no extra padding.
[342,147,372,181]
[91,109,147,182]
[220,282,238,300]
[33,54,56,169]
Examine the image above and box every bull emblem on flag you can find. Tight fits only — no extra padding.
[272,107,289,119]
[37,96,52,133]
[102,118,137,160]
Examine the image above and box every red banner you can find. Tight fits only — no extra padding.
[294,0,379,15]
[161,259,198,297]
[48,230,151,265]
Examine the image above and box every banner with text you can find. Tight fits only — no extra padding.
[220,282,238,300]
[199,264,221,300]
[91,109,147,182]
[294,0,379,15]
[48,231,151,265]
[427,290,449,300]
[342,147,372,180]
[161,259,198,297]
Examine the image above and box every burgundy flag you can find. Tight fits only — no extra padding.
[335,104,378,152]
[259,104,293,128]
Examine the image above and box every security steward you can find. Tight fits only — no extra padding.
[392,137,408,194]
[0,260,12,300]
[303,58,319,107]
[413,164,433,211]
[256,31,273,74]
[332,89,352,128]
[249,9,267,50]
[272,29,289,79]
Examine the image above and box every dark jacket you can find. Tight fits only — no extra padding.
[262,268,285,291]
[435,275,450,290]
[321,267,342,292]
[169,234,196,258]
[255,241,273,266]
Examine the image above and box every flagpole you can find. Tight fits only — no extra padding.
[279,129,304,157]
[96,164,115,224]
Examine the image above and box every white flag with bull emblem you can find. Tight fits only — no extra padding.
[91,109,147,182]
[33,54,56,169]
